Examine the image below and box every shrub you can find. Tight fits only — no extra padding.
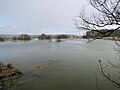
[18,34,31,40]
[0,37,5,42]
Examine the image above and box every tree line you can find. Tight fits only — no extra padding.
[82,29,120,39]
[0,34,69,42]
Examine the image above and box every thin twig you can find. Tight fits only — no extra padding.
[95,72,100,90]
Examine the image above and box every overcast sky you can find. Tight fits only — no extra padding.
[0,0,89,35]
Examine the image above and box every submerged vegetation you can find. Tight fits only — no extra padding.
[0,62,23,90]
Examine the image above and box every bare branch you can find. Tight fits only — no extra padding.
[75,0,120,40]
[98,60,120,87]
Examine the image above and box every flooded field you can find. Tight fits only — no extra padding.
[0,39,119,90]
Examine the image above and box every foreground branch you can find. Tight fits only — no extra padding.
[98,60,120,87]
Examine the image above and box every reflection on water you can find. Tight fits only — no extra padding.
[0,39,119,90]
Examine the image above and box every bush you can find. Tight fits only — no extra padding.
[38,34,48,40]
[18,34,31,40]
[0,37,5,42]
[12,37,18,40]
[56,34,69,39]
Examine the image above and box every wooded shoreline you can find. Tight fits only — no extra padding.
[103,37,120,41]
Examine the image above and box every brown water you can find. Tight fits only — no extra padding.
[0,39,119,90]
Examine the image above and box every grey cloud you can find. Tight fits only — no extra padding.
[0,0,88,34]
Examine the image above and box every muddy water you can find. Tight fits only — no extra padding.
[0,39,119,90]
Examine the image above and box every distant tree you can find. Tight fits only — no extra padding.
[0,37,5,42]
[38,35,41,40]
[56,36,61,42]
[18,34,31,40]
[85,29,120,39]
[12,37,18,40]
[47,35,52,42]
[55,34,69,42]
[38,33,47,40]
[56,34,69,39]
[38,34,52,41]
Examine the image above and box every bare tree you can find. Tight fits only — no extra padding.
[75,0,120,41]
[75,0,120,88]
[98,59,120,88]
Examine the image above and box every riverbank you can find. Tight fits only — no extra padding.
[0,38,82,42]
[103,37,120,41]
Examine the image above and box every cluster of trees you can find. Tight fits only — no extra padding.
[55,34,69,42]
[0,34,32,42]
[38,34,69,41]
[38,34,51,40]
[83,30,120,39]
[0,37,5,42]
[12,34,31,41]
[0,34,70,42]
[56,34,69,39]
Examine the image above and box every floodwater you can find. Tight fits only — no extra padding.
[0,39,119,90]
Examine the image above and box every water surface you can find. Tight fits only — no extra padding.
[0,39,119,90]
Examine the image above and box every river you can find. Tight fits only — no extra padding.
[0,39,119,90]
